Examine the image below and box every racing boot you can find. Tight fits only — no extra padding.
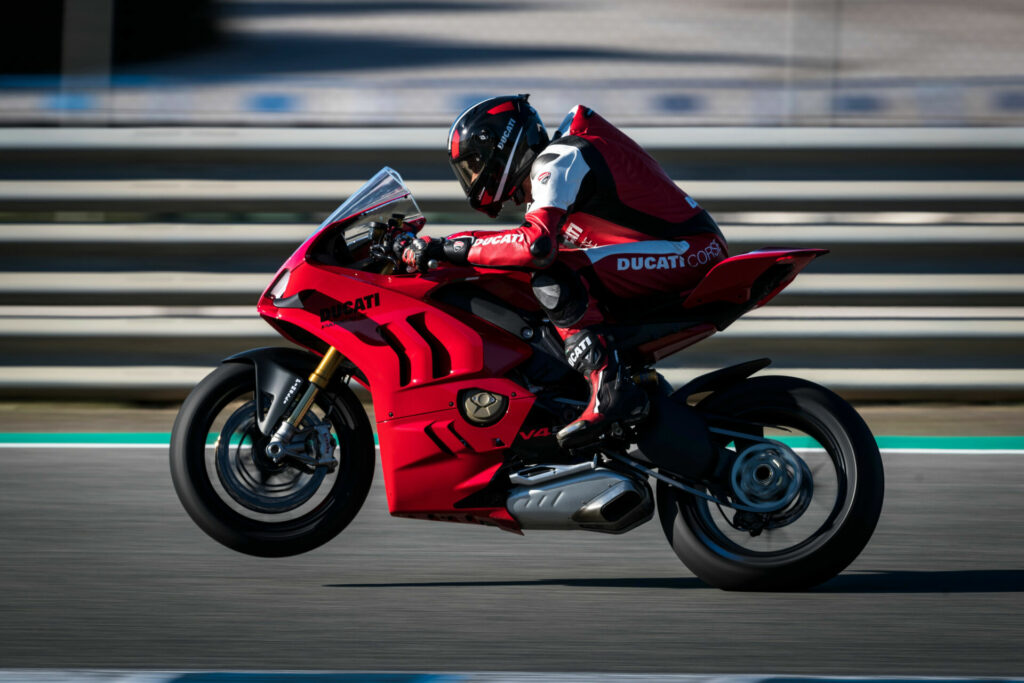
[556,329,650,449]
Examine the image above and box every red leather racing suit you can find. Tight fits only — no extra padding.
[447,105,728,338]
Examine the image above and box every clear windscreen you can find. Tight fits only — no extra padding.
[314,167,424,255]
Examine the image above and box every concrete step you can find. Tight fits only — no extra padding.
[4,305,1024,338]
[4,364,1022,403]
[1,307,1021,397]
[3,271,1022,306]
[5,218,1024,245]
[3,179,1024,213]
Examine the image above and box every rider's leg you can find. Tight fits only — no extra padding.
[536,234,728,447]
[556,327,650,447]
[530,262,649,448]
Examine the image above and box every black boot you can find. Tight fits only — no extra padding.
[556,330,649,448]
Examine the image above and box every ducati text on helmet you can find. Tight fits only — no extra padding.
[447,94,550,218]
[498,118,517,150]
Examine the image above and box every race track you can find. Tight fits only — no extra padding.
[1,444,1022,675]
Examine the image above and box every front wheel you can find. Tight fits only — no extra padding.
[657,375,884,591]
[170,362,375,557]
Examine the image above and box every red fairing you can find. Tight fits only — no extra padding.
[565,107,702,225]
[246,171,824,537]
[259,260,536,532]
[682,248,829,309]
[450,205,563,269]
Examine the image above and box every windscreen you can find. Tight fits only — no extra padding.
[305,167,424,266]
[316,167,423,247]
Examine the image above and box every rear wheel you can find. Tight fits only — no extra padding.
[657,375,884,590]
[170,362,374,557]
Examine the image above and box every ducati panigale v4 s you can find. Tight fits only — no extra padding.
[171,168,884,591]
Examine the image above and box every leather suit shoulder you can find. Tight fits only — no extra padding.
[529,143,590,212]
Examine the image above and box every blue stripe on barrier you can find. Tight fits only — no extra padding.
[246,93,299,113]
[995,91,1024,110]
[174,674,466,683]
[45,93,95,111]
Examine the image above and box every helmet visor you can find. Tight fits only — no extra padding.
[452,152,486,193]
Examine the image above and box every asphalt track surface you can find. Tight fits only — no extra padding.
[1,438,1023,676]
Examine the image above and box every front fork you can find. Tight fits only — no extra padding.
[265,346,344,469]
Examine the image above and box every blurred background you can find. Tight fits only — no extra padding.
[1,0,1023,401]
[2,2,1024,677]
[3,0,1024,126]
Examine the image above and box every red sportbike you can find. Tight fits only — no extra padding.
[171,168,884,591]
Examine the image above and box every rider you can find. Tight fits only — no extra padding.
[401,94,728,448]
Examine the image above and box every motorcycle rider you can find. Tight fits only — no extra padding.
[401,94,728,448]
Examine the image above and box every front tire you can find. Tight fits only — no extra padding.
[657,375,884,590]
[170,362,375,557]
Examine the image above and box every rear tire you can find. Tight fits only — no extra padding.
[657,375,884,590]
[170,363,374,557]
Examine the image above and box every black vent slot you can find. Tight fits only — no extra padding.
[378,324,411,386]
[266,318,328,356]
[407,313,452,379]
[425,425,455,456]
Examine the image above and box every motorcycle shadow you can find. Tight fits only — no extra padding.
[817,569,1024,593]
[327,570,1024,593]
[325,577,708,590]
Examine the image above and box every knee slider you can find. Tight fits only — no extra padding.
[531,265,589,328]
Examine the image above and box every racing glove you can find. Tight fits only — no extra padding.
[400,236,447,273]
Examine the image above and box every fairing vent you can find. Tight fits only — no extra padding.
[265,318,328,356]
[377,324,412,386]
[407,313,452,379]
[378,314,455,387]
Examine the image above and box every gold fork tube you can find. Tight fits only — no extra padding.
[289,346,343,426]
[267,347,345,461]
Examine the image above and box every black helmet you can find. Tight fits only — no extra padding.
[447,94,549,218]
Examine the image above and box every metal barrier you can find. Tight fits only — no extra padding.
[1,128,1022,401]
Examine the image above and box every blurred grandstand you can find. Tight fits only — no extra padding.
[1,0,1023,127]
[1,0,1023,402]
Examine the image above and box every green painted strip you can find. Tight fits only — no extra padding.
[0,432,172,444]
[774,435,1024,450]
[0,433,1021,450]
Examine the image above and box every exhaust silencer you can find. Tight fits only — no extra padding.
[506,462,653,534]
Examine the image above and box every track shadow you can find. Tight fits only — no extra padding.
[816,569,1024,594]
[328,570,1024,593]
[326,577,709,590]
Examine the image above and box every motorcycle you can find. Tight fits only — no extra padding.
[170,167,884,591]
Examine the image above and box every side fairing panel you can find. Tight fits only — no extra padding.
[378,387,534,530]
[260,262,532,420]
[258,262,535,531]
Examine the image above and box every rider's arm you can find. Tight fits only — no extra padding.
[444,144,591,270]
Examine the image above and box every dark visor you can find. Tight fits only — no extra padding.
[452,153,485,192]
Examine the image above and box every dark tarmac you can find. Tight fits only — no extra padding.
[0,402,1022,674]
[0,446,1022,674]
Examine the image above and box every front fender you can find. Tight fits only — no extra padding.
[223,347,322,435]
